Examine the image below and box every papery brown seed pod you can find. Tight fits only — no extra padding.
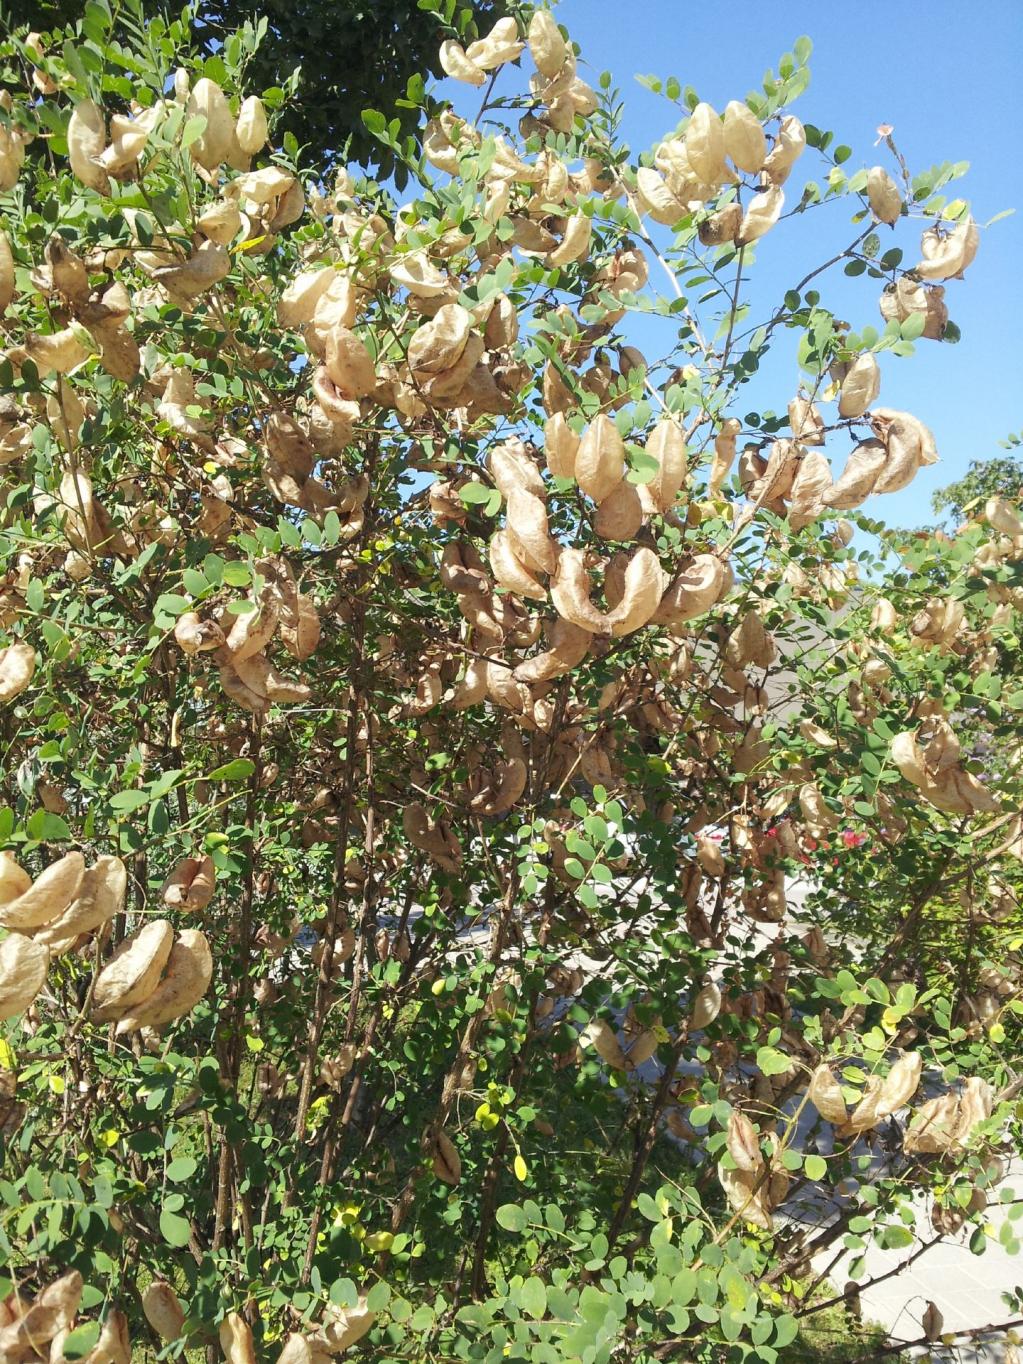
[408,302,471,374]
[0,851,85,932]
[738,185,783,244]
[879,276,948,339]
[403,803,462,872]
[89,1307,131,1364]
[0,852,31,906]
[0,931,50,1020]
[866,166,902,225]
[513,617,591,683]
[186,78,234,170]
[547,214,593,270]
[528,9,567,77]
[875,1050,922,1117]
[808,1064,848,1124]
[465,17,524,70]
[114,929,213,1033]
[317,1297,377,1354]
[594,479,643,540]
[698,202,742,246]
[984,496,1023,537]
[717,1162,772,1229]
[489,529,547,599]
[916,215,979,281]
[921,1302,943,1344]
[0,640,35,704]
[491,440,546,499]
[174,612,226,658]
[92,919,175,1022]
[709,417,742,497]
[606,547,663,636]
[788,449,832,529]
[822,439,887,511]
[68,99,108,192]
[439,38,486,85]
[220,1312,256,1364]
[837,353,881,419]
[196,200,243,245]
[642,418,688,513]
[142,1281,185,1342]
[762,115,805,185]
[160,855,216,912]
[787,396,825,446]
[581,1017,628,1069]
[35,855,127,950]
[432,1129,462,1184]
[324,326,376,398]
[0,233,13,315]
[236,96,268,155]
[696,835,725,878]
[505,486,558,576]
[726,1109,763,1173]
[903,1091,962,1155]
[653,554,733,626]
[468,757,527,816]
[226,596,279,663]
[544,413,579,480]
[24,326,93,377]
[576,414,626,503]
[723,100,767,173]
[690,981,721,1029]
[635,166,686,225]
[0,1272,82,1358]
[685,102,731,185]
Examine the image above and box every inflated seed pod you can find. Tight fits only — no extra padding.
[762,115,805,185]
[915,215,979,281]
[142,1281,185,1342]
[0,932,50,1020]
[432,1130,462,1184]
[594,479,643,540]
[837,353,881,418]
[723,100,766,174]
[685,102,730,185]
[528,9,567,77]
[0,852,85,932]
[575,414,625,503]
[35,855,127,949]
[866,166,902,225]
[738,185,783,244]
[439,40,485,85]
[114,929,213,1033]
[545,413,579,479]
[235,95,268,155]
[0,233,13,314]
[186,78,234,170]
[92,919,175,1022]
[513,617,591,683]
[0,641,35,704]
[68,99,107,192]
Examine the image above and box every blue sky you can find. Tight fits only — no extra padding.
[438,0,1022,529]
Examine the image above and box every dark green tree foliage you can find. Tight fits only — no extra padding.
[2,0,508,176]
[931,445,1023,525]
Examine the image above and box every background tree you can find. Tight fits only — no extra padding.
[931,440,1023,526]
[1,0,509,176]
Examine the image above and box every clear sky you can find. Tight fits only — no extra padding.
[440,0,1023,529]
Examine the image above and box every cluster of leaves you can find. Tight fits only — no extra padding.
[0,3,1019,1364]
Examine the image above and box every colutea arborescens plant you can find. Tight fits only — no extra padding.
[0,3,1019,1361]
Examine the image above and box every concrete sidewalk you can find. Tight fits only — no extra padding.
[810,1159,1022,1361]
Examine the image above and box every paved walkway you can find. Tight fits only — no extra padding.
[809,1160,1022,1360]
